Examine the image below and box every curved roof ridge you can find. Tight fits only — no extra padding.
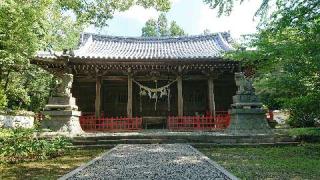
[37,32,234,60]
[80,32,231,43]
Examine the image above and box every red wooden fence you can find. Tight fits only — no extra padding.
[79,116,142,132]
[167,112,231,131]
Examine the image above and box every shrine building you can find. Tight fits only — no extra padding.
[33,32,240,132]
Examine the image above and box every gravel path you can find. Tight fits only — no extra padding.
[60,144,237,180]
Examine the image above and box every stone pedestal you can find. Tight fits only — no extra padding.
[42,110,83,135]
[226,73,272,135]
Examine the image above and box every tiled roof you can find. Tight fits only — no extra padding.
[36,32,233,60]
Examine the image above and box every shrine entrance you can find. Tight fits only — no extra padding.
[133,80,177,129]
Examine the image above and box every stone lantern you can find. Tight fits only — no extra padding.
[226,72,272,135]
[42,73,83,135]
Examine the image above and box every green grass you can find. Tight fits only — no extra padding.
[200,144,320,180]
[287,127,320,137]
[0,148,107,180]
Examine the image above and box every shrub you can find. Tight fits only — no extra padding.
[286,93,320,127]
[0,128,71,163]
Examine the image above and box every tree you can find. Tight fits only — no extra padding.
[142,20,158,37]
[157,13,169,36]
[57,0,171,27]
[142,13,185,37]
[169,21,185,36]
[0,0,171,111]
[225,0,320,127]
[203,0,271,18]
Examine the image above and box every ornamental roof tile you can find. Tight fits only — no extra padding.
[36,32,234,60]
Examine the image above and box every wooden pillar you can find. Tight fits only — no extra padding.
[208,77,216,116]
[95,76,102,117]
[177,75,183,116]
[127,73,133,118]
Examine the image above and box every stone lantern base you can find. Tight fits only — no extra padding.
[226,92,272,135]
[226,108,272,135]
[41,110,83,135]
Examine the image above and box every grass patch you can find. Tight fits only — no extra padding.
[0,148,107,180]
[200,143,320,179]
[288,127,320,137]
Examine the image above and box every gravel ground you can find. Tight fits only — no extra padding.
[60,144,237,180]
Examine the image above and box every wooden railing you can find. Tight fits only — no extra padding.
[167,112,231,131]
[79,115,143,132]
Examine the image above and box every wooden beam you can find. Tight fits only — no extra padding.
[95,76,102,117]
[102,76,127,81]
[177,75,183,116]
[208,77,216,116]
[127,73,133,118]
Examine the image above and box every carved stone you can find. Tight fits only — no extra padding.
[234,72,255,95]
[226,72,272,135]
[54,73,73,97]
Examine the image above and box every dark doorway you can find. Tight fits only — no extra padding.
[102,80,127,117]
[183,80,208,116]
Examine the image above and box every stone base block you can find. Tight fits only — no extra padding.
[42,110,83,135]
[226,108,272,135]
[45,96,78,110]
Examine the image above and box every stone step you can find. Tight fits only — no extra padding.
[71,135,298,147]
[72,138,189,145]
[98,139,167,144]
[73,134,276,141]
[71,141,300,149]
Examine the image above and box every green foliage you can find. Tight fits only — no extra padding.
[0,128,13,138]
[169,21,185,36]
[142,13,185,37]
[288,127,320,137]
[142,19,158,37]
[0,87,7,110]
[0,128,71,163]
[203,0,271,19]
[226,0,320,127]
[58,0,171,27]
[157,13,169,36]
[286,93,320,127]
